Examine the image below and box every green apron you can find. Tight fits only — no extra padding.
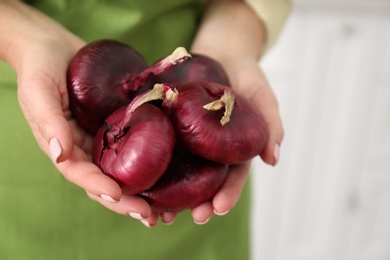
[0,1,251,259]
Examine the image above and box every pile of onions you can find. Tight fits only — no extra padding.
[67,40,269,212]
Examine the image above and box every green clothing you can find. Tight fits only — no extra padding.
[0,1,251,259]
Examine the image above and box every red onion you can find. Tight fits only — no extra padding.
[67,40,190,134]
[68,41,267,211]
[163,81,269,165]
[138,144,228,212]
[151,53,231,86]
[92,84,177,194]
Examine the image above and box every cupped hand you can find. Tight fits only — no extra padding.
[188,56,284,225]
[3,1,153,220]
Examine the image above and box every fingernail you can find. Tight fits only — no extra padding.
[100,194,119,203]
[128,212,146,220]
[214,209,230,216]
[274,143,280,166]
[141,220,152,228]
[162,219,175,225]
[160,213,175,225]
[194,217,210,225]
[49,138,62,163]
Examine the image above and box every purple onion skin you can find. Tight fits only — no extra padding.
[151,54,231,86]
[67,40,151,134]
[92,104,175,195]
[166,81,269,165]
[138,145,228,212]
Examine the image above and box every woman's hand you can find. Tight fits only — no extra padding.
[183,56,284,225]
[0,0,153,220]
[183,0,284,225]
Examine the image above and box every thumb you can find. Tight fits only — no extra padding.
[253,70,284,166]
[17,63,74,163]
[228,62,284,166]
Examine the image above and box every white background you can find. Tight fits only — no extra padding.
[250,1,390,259]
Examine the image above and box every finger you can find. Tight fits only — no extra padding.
[255,85,284,166]
[159,212,177,225]
[191,201,214,225]
[87,192,152,219]
[140,212,159,228]
[17,58,74,163]
[212,161,251,214]
[245,68,284,166]
[57,145,123,202]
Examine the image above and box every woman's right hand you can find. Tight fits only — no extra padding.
[0,0,154,222]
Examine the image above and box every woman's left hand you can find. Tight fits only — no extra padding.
[189,55,284,224]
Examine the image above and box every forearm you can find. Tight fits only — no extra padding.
[0,0,26,65]
[0,0,81,71]
[191,0,266,63]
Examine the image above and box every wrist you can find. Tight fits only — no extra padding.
[191,1,266,62]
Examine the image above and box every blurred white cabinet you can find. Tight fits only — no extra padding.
[251,1,390,260]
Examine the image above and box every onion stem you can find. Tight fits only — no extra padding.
[203,89,235,126]
[122,47,191,92]
[108,83,177,141]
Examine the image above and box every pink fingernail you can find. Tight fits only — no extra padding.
[162,219,175,225]
[141,220,152,228]
[214,209,230,216]
[100,194,119,203]
[194,217,210,225]
[49,138,62,163]
[128,212,146,220]
[274,143,280,166]
[160,213,175,225]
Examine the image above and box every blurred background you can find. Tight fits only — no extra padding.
[250,0,390,259]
